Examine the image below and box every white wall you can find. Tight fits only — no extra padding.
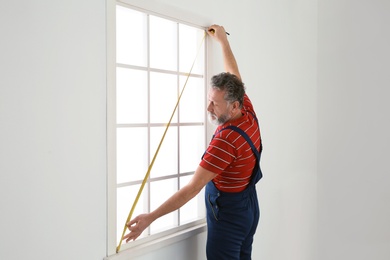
[0,1,107,260]
[130,232,207,260]
[317,0,390,259]
[0,0,318,259]
[250,1,318,259]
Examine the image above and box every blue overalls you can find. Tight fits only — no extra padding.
[204,124,263,260]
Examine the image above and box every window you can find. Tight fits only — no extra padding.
[108,2,208,253]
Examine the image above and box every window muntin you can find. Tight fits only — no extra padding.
[114,3,207,245]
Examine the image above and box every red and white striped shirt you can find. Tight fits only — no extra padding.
[200,94,261,193]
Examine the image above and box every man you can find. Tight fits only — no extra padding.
[124,24,263,260]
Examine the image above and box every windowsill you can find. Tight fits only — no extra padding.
[105,221,207,260]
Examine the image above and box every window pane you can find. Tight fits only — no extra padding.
[150,126,178,178]
[179,24,205,75]
[117,184,148,243]
[117,127,148,183]
[116,6,147,66]
[150,179,178,234]
[179,125,205,173]
[150,72,178,123]
[179,175,205,224]
[150,15,177,71]
[116,68,148,124]
[179,76,205,123]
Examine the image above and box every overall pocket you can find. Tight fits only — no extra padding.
[207,193,220,221]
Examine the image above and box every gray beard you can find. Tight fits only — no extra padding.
[208,112,231,125]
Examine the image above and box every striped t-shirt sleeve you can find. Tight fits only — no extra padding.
[200,133,237,175]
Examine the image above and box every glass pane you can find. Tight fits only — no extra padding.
[117,184,148,243]
[150,15,177,71]
[150,72,178,123]
[179,175,205,225]
[150,179,178,234]
[179,125,205,173]
[179,24,205,75]
[117,128,148,183]
[116,6,147,66]
[116,68,148,124]
[150,126,178,178]
[179,76,205,123]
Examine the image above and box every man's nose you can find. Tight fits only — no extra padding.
[207,102,212,112]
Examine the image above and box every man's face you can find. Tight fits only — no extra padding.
[207,88,232,125]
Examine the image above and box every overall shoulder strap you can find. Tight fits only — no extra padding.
[217,125,260,161]
[217,125,263,183]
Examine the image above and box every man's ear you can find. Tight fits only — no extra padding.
[232,100,240,111]
[229,101,240,116]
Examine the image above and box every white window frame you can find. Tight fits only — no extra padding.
[106,0,211,258]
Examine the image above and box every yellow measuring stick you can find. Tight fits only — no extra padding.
[116,31,207,253]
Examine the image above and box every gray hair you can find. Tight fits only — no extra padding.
[210,72,245,108]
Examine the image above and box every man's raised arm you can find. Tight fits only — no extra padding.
[207,25,241,80]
